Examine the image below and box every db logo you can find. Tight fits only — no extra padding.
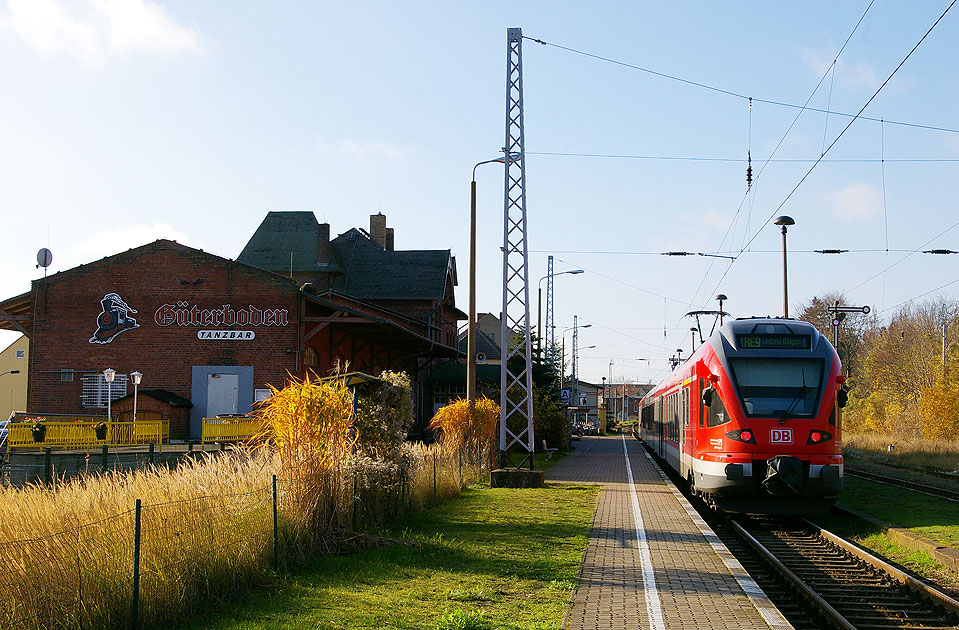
[769,428,793,444]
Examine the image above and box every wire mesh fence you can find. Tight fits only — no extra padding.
[0,439,496,630]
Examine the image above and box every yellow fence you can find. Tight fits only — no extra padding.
[7,420,170,450]
[201,417,262,445]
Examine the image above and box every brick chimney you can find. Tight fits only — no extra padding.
[317,222,330,264]
[385,227,394,251]
[370,213,387,249]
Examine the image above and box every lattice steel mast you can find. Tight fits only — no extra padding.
[499,27,535,469]
[545,255,556,376]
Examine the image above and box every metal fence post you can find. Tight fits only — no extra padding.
[458,445,463,489]
[102,444,109,471]
[148,443,155,465]
[44,447,52,485]
[131,498,142,630]
[272,475,279,571]
[352,472,358,531]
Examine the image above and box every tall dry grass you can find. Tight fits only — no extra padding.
[0,379,498,629]
[253,373,354,552]
[844,431,959,472]
[0,450,278,629]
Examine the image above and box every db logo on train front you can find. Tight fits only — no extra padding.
[769,428,793,444]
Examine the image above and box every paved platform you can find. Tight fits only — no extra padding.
[549,435,792,630]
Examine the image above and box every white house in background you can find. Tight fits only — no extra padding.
[0,335,28,420]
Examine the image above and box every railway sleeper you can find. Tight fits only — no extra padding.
[842,619,958,630]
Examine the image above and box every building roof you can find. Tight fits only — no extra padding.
[237,213,456,302]
[456,329,501,361]
[237,211,328,274]
[330,229,454,301]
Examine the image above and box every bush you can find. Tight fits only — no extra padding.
[353,371,414,462]
[534,392,570,450]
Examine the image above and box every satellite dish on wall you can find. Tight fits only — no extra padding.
[36,248,53,268]
[476,352,487,364]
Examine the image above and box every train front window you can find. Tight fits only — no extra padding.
[729,358,822,418]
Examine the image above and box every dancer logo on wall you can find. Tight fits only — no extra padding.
[89,293,140,344]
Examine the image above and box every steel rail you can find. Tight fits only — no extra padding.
[845,467,959,502]
[809,521,959,617]
[727,516,858,630]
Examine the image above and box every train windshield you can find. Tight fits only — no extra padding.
[729,358,822,418]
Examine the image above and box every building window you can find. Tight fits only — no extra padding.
[61,370,74,382]
[15,350,25,359]
[81,373,128,409]
[433,382,467,413]
[304,347,319,369]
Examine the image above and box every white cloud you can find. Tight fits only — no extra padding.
[802,50,877,90]
[828,183,882,220]
[67,222,195,263]
[316,136,409,160]
[1,0,201,65]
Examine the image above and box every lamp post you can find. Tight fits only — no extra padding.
[130,371,143,422]
[537,269,584,351]
[469,153,518,410]
[103,368,116,422]
[690,327,698,354]
[774,215,795,318]
[1,370,19,419]
[560,323,591,390]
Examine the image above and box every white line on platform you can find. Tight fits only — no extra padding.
[621,434,666,630]
[640,447,794,630]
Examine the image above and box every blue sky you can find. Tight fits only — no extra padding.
[1,1,957,385]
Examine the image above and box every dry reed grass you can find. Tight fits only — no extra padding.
[0,450,278,629]
[0,379,495,629]
[844,431,959,472]
[428,397,498,451]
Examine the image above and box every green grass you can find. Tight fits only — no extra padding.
[182,483,598,630]
[836,476,959,547]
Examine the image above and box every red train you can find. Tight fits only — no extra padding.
[638,317,845,514]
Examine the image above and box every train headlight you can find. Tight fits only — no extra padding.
[725,429,756,444]
[807,430,833,445]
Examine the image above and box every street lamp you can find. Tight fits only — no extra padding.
[130,371,143,422]
[468,152,520,410]
[1,370,19,419]
[560,323,591,388]
[103,368,116,422]
[537,269,584,349]
[774,216,795,318]
[690,327,698,354]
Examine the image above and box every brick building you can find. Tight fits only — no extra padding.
[0,213,464,439]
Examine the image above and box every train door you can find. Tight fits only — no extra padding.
[679,386,689,479]
[657,397,665,458]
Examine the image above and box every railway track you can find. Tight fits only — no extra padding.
[724,514,959,630]
[845,467,959,502]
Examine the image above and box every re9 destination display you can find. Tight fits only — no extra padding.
[737,334,810,350]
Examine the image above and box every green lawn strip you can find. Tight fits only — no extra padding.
[836,476,959,548]
[183,483,597,630]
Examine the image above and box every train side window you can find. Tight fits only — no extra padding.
[706,390,730,427]
[699,378,705,428]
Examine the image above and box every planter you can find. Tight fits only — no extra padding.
[31,425,46,443]
[94,424,108,440]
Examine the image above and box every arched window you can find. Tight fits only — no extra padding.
[304,347,319,369]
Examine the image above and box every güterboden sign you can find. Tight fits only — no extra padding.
[88,294,291,345]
